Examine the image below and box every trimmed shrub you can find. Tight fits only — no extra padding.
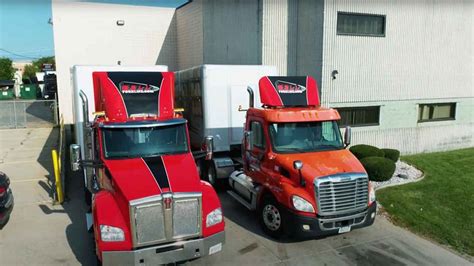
[381,148,400,162]
[360,156,396,182]
[349,144,384,160]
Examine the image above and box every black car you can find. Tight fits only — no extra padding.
[0,171,13,227]
[43,73,57,100]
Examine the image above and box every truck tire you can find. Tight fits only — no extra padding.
[259,195,286,238]
[206,161,217,186]
[84,187,92,207]
[205,161,229,190]
[91,231,102,266]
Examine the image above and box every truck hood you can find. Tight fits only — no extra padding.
[103,153,200,201]
[274,149,366,182]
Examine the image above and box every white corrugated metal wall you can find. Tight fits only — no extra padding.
[321,0,474,154]
[262,0,289,75]
[321,0,473,104]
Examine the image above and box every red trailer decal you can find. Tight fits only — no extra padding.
[92,71,175,121]
[259,76,319,107]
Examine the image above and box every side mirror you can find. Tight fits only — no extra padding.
[244,131,253,151]
[344,126,351,147]
[293,160,303,170]
[70,144,81,171]
[293,160,305,187]
[204,136,214,160]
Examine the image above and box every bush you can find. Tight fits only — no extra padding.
[349,144,384,160]
[381,148,400,162]
[360,156,396,182]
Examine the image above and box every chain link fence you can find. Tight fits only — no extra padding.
[0,99,58,129]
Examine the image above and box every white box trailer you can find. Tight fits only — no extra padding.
[175,65,277,182]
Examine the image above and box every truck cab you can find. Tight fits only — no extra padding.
[228,76,376,238]
[70,71,224,265]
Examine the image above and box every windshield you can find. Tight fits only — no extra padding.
[102,123,188,159]
[269,121,343,153]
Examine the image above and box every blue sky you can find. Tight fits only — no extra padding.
[0,0,187,61]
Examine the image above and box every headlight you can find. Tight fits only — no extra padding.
[369,182,376,204]
[206,207,222,227]
[291,195,315,213]
[100,225,125,242]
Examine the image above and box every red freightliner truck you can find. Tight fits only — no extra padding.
[176,66,376,238]
[69,67,224,265]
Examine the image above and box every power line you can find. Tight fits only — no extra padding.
[0,48,41,60]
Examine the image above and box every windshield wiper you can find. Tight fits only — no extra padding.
[277,147,308,152]
[313,144,344,151]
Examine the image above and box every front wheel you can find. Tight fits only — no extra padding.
[259,195,286,238]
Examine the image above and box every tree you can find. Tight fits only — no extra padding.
[23,64,37,79]
[22,56,56,79]
[33,56,55,71]
[0,57,14,80]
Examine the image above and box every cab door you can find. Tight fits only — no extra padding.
[244,119,267,183]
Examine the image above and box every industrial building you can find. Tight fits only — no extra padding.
[52,0,473,154]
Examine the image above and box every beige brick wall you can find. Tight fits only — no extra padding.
[176,0,203,70]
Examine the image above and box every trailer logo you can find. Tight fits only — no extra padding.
[275,80,306,94]
[119,81,160,94]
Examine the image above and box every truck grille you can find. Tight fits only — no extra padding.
[129,193,202,248]
[314,173,368,216]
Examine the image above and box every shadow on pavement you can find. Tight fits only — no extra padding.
[218,190,326,244]
[24,101,57,127]
[38,128,96,266]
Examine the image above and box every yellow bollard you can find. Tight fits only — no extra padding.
[51,149,64,204]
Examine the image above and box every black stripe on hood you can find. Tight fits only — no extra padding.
[143,156,170,189]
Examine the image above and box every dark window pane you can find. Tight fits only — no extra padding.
[337,12,385,36]
[418,103,456,122]
[251,121,265,149]
[336,106,380,127]
[102,123,188,158]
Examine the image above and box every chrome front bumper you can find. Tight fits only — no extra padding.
[102,231,225,266]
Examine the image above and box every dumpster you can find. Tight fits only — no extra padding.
[0,80,15,100]
[20,84,38,99]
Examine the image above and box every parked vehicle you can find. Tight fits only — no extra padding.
[69,66,225,265]
[43,73,57,99]
[0,171,14,228]
[177,69,376,238]
[174,65,278,184]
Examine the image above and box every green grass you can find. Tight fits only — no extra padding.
[377,148,474,256]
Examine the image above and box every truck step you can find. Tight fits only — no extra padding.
[227,190,254,210]
[231,157,243,166]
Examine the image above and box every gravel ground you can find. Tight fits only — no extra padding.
[373,160,423,190]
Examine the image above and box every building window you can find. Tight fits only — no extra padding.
[337,12,386,37]
[336,106,380,127]
[418,103,456,122]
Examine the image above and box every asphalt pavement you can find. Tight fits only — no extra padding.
[0,128,471,266]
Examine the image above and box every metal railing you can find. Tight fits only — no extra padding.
[0,99,58,129]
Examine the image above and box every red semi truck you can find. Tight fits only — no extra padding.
[176,70,376,238]
[69,69,224,265]
[233,76,377,237]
